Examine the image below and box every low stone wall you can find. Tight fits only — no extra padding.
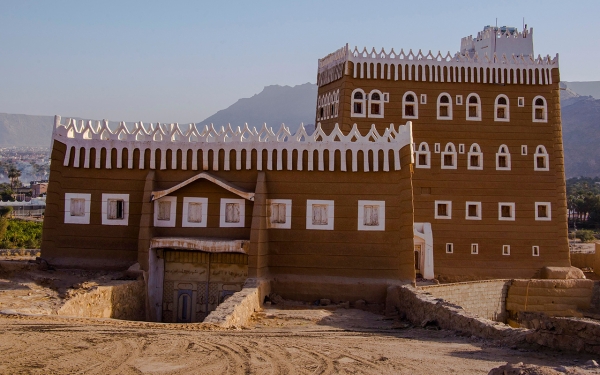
[58,280,145,321]
[419,280,510,322]
[506,279,595,317]
[204,278,271,328]
[570,251,598,271]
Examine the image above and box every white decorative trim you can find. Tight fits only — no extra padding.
[441,143,457,169]
[154,196,177,227]
[101,193,129,226]
[467,143,483,170]
[471,243,479,255]
[496,144,511,171]
[402,91,418,119]
[64,193,91,224]
[220,198,245,228]
[54,117,412,174]
[466,93,482,121]
[351,88,366,118]
[317,89,340,121]
[532,96,548,123]
[465,201,482,220]
[182,197,208,228]
[446,243,454,254]
[494,94,510,122]
[358,200,385,231]
[498,202,515,221]
[535,202,552,221]
[367,89,385,118]
[436,93,453,120]
[534,145,549,171]
[266,199,292,229]
[306,199,334,230]
[435,200,452,219]
[415,142,431,169]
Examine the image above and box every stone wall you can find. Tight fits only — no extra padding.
[506,279,595,317]
[570,251,598,271]
[419,280,510,321]
[58,280,145,321]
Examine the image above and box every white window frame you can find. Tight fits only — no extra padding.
[532,246,540,257]
[368,89,385,118]
[456,95,463,105]
[465,201,482,220]
[266,199,292,229]
[496,144,511,171]
[306,199,334,230]
[458,144,465,154]
[502,245,511,256]
[182,197,208,228]
[498,202,516,221]
[532,96,548,123]
[466,93,482,121]
[434,143,440,153]
[358,200,385,231]
[534,145,549,171]
[467,143,483,170]
[220,198,245,228]
[435,200,452,219]
[518,97,525,107]
[351,88,366,118]
[494,94,510,122]
[101,193,129,226]
[535,202,552,221]
[154,196,177,227]
[441,142,457,170]
[437,93,453,120]
[446,243,454,254]
[521,145,528,155]
[471,243,479,255]
[415,142,431,169]
[420,94,427,104]
[64,193,91,224]
[402,91,418,119]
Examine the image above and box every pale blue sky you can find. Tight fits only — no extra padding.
[1,0,598,123]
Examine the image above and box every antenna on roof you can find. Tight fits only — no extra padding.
[495,18,498,28]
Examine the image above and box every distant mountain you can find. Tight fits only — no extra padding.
[563,81,600,100]
[562,97,600,178]
[198,83,317,133]
[0,113,54,147]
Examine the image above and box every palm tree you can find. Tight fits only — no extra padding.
[8,167,21,190]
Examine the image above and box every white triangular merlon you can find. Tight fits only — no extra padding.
[55,116,413,173]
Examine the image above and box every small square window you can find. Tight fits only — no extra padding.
[358,200,385,231]
[226,203,240,223]
[466,202,482,220]
[154,196,177,227]
[102,193,129,226]
[434,143,440,153]
[187,203,203,223]
[521,145,528,155]
[498,203,515,221]
[518,97,525,107]
[471,243,479,254]
[503,245,510,255]
[220,198,246,227]
[443,154,453,166]
[446,243,454,254]
[420,94,427,104]
[535,202,551,221]
[182,197,208,227]
[435,200,452,219]
[532,246,540,256]
[64,193,91,224]
[456,95,463,105]
[107,199,125,220]
[267,199,292,229]
[470,155,480,167]
[459,144,465,154]
[157,201,171,221]
[307,200,334,230]
[70,198,86,217]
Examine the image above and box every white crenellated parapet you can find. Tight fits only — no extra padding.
[53,116,413,173]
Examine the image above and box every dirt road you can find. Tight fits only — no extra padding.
[0,308,597,375]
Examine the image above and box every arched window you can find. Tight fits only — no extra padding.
[467,143,483,170]
[368,90,384,118]
[533,96,547,122]
[496,144,511,170]
[403,91,418,119]
[494,95,510,121]
[534,145,549,171]
[351,89,366,118]
[441,142,457,169]
[466,94,481,121]
[437,93,453,120]
[415,142,430,169]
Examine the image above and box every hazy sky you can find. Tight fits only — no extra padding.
[1,0,598,123]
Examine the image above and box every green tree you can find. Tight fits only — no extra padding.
[8,167,21,190]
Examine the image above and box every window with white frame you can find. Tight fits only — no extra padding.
[64,193,91,224]
[435,200,452,219]
[420,94,427,104]
[266,199,292,229]
[521,145,528,155]
[471,243,479,255]
[415,142,431,169]
[368,90,385,118]
[532,96,547,122]
[220,198,245,227]
[502,245,510,256]
[434,143,440,153]
[498,202,515,221]
[456,95,463,105]
[446,243,454,254]
[182,197,208,227]
[518,97,525,107]
[494,95,510,121]
[534,145,549,171]
[306,200,334,230]
[466,94,481,121]
[102,193,129,226]
[496,145,511,170]
[437,93,453,120]
[465,201,482,220]
[535,202,551,221]
[402,92,418,119]
[154,196,177,227]
[459,144,465,154]
[358,200,385,231]
[532,246,540,256]
[351,89,366,118]
[467,143,483,170]
[441,143,457,169]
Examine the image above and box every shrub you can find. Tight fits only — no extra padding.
[575,229,596,243]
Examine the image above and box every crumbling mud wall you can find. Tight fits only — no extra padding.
[58,280,145,320]
[419,280,511,321]
[506,279,595,317]
[204,278,270,328]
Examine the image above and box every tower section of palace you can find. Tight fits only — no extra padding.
[315,25,569,281]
